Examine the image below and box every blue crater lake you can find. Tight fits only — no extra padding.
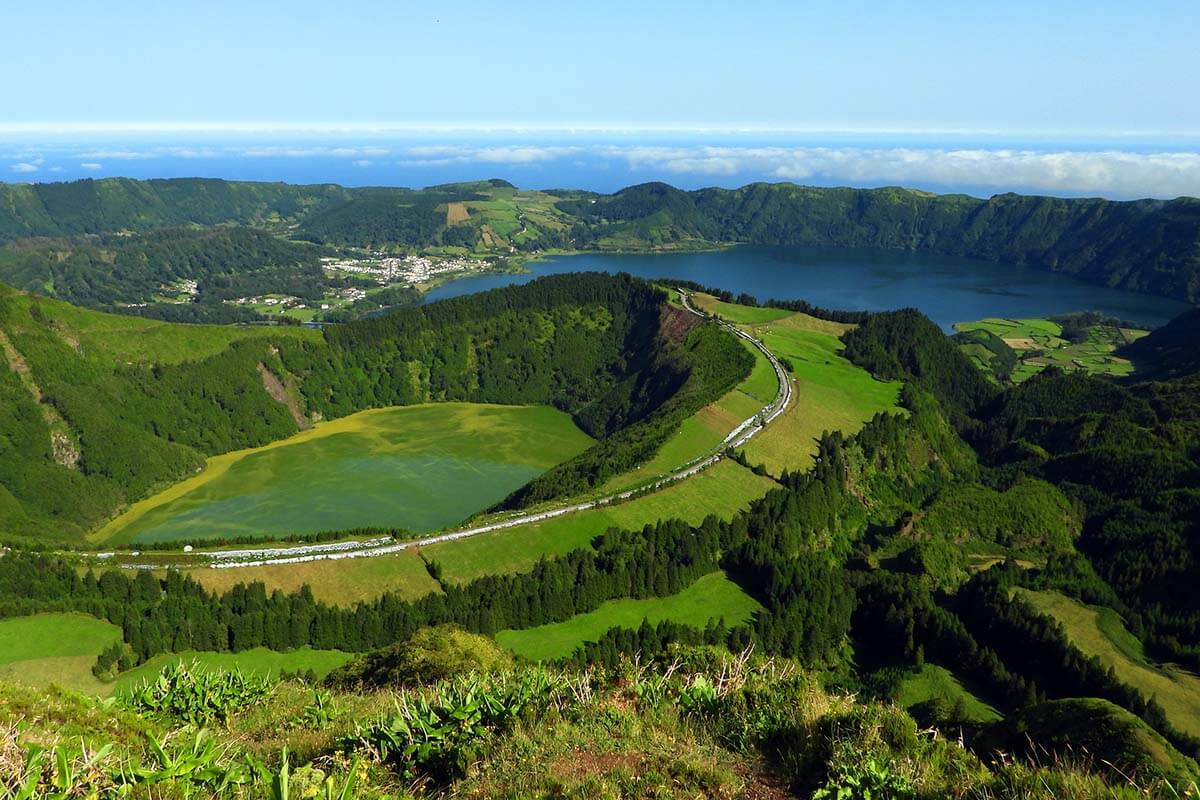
[425,246,1192,331]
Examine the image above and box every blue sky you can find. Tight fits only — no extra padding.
[5,0,1197,134]
[3,1,1199,198]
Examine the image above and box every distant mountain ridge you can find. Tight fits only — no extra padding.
[1,177,1198,302]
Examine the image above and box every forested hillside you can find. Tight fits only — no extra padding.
[0,227,325,308]
[1118,307,1200,379]
[2,177,1198,305]
[0,178,350,240]
[565,182,1200,302]
[3,287,1200,794]
[0,273,744,544]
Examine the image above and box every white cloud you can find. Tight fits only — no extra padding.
[81,149,157,160]
[238,146,389,158]
[352,159,371,167]
[80,162,103,170]
[403,145,580,165]
[10,162,40,173]
[600,145,1200,198]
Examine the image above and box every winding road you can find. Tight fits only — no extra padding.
[115,291,792,570]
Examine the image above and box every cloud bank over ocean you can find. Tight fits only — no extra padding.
[5,135,1199,199]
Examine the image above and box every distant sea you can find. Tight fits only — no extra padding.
[3,131,1199,199]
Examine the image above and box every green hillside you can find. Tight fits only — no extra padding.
[0,273,748,544]
[2,177,1199,304]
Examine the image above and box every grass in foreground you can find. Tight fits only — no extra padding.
[1018,588,1200,737]
[98,403,594,545]
[494,572,762,661]
[3,646,1192,799]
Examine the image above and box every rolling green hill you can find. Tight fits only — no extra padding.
[2,177,1199,305]
[0,273,748,544]
[565,182,1200,302]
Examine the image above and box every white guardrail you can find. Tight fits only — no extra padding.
[116,291,793,570]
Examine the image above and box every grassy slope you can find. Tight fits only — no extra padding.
[1017,589,1200,738]
[495,572,761,661]
[897,663,1003,723]
[97,403,594,545]
[3,285,318,368]
[423,459,774,585]
[0,613,122,694]
[736,312,903,476]
[0,612,350,697]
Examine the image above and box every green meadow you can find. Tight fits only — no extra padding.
[896,663,1002,723]
[0,613,122,694]
[98,403,594,545]
[423,459,775,586]
[737,313,902,476]
[1018,589,1200,737]
[0,612,350,696]
[954,317,1144,383]
[495,571,761,661]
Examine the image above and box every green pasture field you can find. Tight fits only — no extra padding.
[737,314,902,476]
[112,647,353,693]
[955,317,1064,341]
[96,403,594,545]
[423,459,776,586]
[895,663,1002,723]
[693,294,793,324]
[187,546,441,605]
[495,571,761,661]
[735,338,781,404]
[1017,589,1200,737]
[0,613,122,694]
[2,286,320,367]
[0,612,351,696]
[954,317,1143,383]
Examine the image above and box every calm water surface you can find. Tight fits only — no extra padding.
[425,246,1191,331]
